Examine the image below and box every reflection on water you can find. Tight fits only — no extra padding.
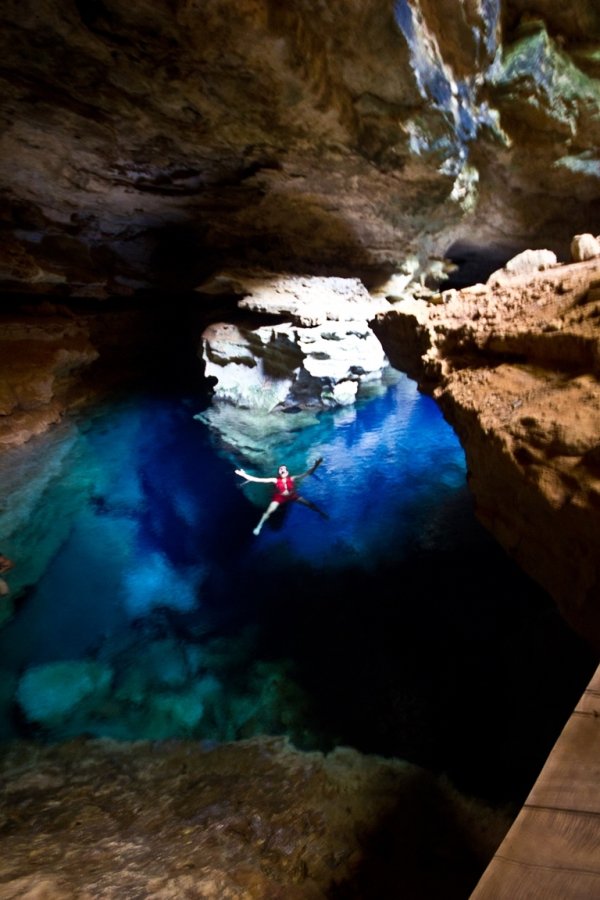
[0,374,595,804]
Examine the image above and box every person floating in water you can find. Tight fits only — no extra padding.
[0,553,14,597]
[235,458,326,535]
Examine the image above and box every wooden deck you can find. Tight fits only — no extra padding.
[470,662,600,899]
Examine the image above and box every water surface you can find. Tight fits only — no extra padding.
[0,374,595,804]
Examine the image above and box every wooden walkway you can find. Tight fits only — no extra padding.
[470,662,600,898]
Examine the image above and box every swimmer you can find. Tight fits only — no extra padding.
[235,458,326,535]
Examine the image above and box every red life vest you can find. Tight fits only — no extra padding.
[273,475,297,503]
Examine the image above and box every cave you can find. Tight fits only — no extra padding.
[1,2,600,899]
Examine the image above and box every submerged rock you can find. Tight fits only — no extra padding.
[16,660,113,728]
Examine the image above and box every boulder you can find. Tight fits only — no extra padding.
[570,233,600,261]
[486,249,558,286]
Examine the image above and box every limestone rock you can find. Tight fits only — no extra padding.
[0,736,511,899]
[0,4,600,296]
[0,304,199,448]
[486,249,558,286]
[199,274,390,412]
[234,273,389,326]
[570,233,600,261]
[373,253,600,646]
[0,313,99,449]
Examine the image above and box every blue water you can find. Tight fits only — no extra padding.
[0,374,595,803]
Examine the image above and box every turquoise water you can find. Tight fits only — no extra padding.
[0,373,595,803]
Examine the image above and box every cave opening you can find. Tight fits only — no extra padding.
[441,240,524,289]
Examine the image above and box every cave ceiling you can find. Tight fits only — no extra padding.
[1,0,600,300]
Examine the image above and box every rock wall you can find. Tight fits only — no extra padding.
[373,253,600,646]
[0,301,204,449]
[0,307,98,449]
[1,2,600,298]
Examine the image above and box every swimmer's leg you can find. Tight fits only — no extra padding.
[253,501,279,535]
[295,496,329,519]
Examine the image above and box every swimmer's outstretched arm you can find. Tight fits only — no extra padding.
[235,469,277,484]
[293,457,324,482]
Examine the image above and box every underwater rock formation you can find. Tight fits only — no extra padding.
[16,660,113,728]
[372,253,600,646]
[0,736,510,899]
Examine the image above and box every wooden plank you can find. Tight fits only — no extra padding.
[493,807,600,869]
[576,691,600,715]
[471,854,600,900]
[526,715,600,814]
[471,662,600,899]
